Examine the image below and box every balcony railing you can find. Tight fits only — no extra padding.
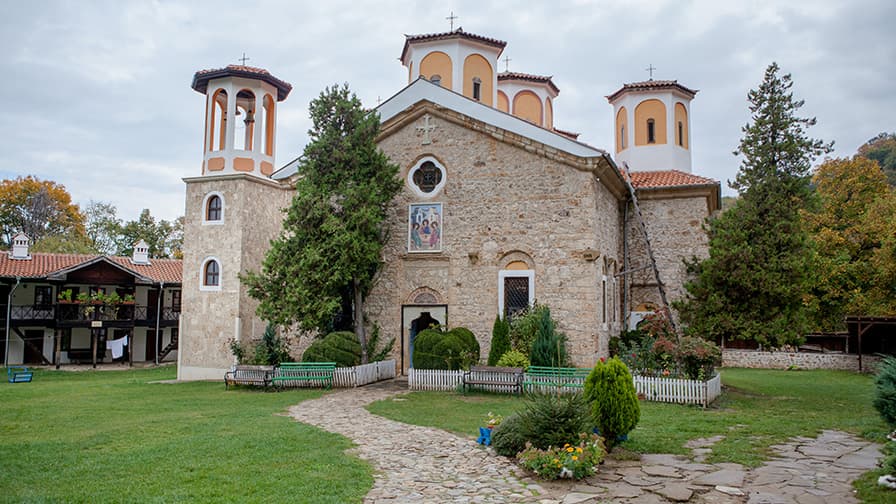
[8,303,180,324]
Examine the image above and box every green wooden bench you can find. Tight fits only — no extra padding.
[7,366,33,383]
[522,366,591,393]
[272,362,336,389]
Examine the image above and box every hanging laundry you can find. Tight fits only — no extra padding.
[107,337,128,359]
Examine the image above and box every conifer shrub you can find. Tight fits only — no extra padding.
[874,356,896,428]
[487,315,511,366]
[496,349,530,370]
[529,306,569,367]
[517,393,591,450]
[251,324,293,365]
[491,413,528,457]
[302,331,361,367]
[412,327,479,370]
[584,357,640,448]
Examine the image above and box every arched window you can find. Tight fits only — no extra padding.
[210,89,228,151]
[263,94,275,156]
[235,89,256,151]
[678,121,684,146]
[202,192,224,224]
[202,259,221,289]
[472,77,482,101]
[430,74,442,86]
[647,119,656,144]
[206,195,222,221]
[621,125,626,149]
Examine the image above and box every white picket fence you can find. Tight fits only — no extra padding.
[333,359,397,388]
[408,368,722,406]
[632,373,721,407]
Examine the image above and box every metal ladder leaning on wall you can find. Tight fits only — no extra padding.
[620,162,678,333]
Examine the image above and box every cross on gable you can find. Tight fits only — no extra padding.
[645,64,656,80]
[446,11,458,31]
[416,114,438,145]
[239,52,250,65]
[503,56,512,72]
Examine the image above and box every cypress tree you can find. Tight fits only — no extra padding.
[487,315,511,365]
[676,63,832,347]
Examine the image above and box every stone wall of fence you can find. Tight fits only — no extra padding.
[722,350,882,373]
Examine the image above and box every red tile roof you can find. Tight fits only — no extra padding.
[628,170,717,189]
[192,64,293,101]
[498,71,560,94]
[606,80,698,102]
[401,28,507,62]
[552,127,580,140]
[0,253,182,284]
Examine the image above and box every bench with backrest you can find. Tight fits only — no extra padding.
[272,362,336,389]
[224,365,274,389]
[462,365,524,395]
[7,366,33,383]
[523,366,591,393]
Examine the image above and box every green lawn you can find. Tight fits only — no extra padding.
[0,366,372,503]
[368,368,888,468]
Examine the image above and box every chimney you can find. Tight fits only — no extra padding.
[131,239,150,265]
[10,232,31,260]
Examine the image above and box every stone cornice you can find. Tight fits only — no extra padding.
[183,173,292,190]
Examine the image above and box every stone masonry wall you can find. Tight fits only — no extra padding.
[624,195,710,320]
[723,349,881,373]
[368,111,623,367]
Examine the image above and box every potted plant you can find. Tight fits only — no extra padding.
[57,289,73,303]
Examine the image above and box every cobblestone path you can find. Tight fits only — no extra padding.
[287,380,882,503]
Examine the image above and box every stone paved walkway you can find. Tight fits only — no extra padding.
[287,380,882,503]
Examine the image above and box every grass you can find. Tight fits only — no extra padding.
[0,366,372,503]
[368,368,889,468]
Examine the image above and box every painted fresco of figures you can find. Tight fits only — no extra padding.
[408,202,442,252]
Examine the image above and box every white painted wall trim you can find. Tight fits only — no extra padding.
[497,269,535,318]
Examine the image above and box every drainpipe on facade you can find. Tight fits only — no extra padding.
[154,281,164,365]
[4,276,21,368]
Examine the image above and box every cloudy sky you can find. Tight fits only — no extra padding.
[1,0,893,221]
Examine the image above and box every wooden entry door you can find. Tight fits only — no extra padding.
[400,305,447,374]
[23,330,45,364]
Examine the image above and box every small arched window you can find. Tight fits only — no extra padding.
[620,125,627,149]
[678,121,684,146]
[430,74,442,86]
[210,89,228,151]
[472,77,482,101]
[206,195,222,221]
[203,260,220,287]
[647,119,656,144]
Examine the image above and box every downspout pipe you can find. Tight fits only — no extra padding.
[154,281,164,365]
[5,276,21,368]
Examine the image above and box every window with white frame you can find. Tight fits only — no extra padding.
[200,258,221,291]
[202,192,225,224]
[498,269,534,319]
[407,157,446,197]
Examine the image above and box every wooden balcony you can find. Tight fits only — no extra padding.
[8,303,180,328]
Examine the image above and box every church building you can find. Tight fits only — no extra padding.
[177,28,720,380]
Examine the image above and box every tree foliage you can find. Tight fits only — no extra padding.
[804,156,896,329]
[114,209,183,259]
[584,357,640,449]
[487,315,511,365]
[676,63,832,347]
[0,176,85,247]
[243,84,401,362]
[84,200,122,255]
[858,132,896,186]
[529,306,569,367]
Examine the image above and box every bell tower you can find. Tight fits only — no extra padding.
[191,65,292,177]
[179,64,294,381]
[606,80,697,173]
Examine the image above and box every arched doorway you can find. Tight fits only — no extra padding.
[401,288,447,374]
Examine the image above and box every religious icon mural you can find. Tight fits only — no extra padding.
[408,203,443,252]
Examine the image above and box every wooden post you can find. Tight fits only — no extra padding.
[54,329,61,370]
[91,329,97,369]
[858,321,863,373]
[128,332,133,368]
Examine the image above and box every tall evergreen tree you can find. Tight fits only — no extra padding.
[243,84,401,362]
[676,63,832,347]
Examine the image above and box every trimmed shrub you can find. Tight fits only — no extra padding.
[517,393,591,450]
[302,331,361,367]
[496,349,530,370]
[675,336,721,380]
[874,356,896,428]
[487,315,511,366]
[412,327,479,370]
[412,328,447,369]
[491,413,527,457]
[584,357,640,449]
[529,306,568,367]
